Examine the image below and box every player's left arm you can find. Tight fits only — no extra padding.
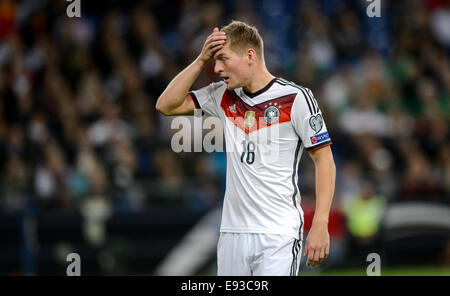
[304,145,336,267]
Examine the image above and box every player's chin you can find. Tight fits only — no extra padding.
[225,81,237,90]
[225,84,235,90]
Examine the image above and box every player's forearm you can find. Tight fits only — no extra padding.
[312,154,336,226]
[155,58,205,114]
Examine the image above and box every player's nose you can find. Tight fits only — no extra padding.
[214,61,223,74]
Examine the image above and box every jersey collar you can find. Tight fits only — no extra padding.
[242,78,277,98]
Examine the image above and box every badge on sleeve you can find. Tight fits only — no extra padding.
[310,131,330,145]
[309,114,323,134]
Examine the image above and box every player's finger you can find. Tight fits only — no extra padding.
[212,31,226,37]
[320,248,326,260]
[204,29,225,46]
[318,247,326,264]
[207,40,225,49]
[308,249,316,266]
[209,44,225,55]
[209,29,225,37]
[305,244,312,265]
[206,31,225,41]
[205,33,215,42]
[313,247,321,263]
[306,255,311,267]
[307,257,317,267]
[211,35,226,42]
[212,27,225,36]
[207,43,225,55]
[206,35,226,47]
[303,243,309,257]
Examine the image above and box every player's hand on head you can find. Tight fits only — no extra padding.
[197,27,226,65]
[304,223,330,268]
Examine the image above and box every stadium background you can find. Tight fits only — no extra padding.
[0,0,449,275]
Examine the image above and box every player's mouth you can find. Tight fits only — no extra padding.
[222,76,230,83]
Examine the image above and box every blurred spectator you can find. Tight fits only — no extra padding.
[397,149,445,202]
[343,181,386,263]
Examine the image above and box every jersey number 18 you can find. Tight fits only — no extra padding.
[241,140,255,164]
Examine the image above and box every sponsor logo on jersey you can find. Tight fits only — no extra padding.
[244,111,256,130]
[309,114,323,134]
[310,131,329,145]
[263,106,280,124]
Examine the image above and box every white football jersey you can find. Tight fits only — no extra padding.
[189,77,332,240]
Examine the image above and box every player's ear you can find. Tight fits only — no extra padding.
[247,48,257,64]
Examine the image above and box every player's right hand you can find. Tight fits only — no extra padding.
[196,27,226,65]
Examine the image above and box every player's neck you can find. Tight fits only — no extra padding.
[243,68,275,94]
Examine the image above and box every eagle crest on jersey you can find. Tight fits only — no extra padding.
[244,111,256,130]
[264,106,280,124]
[309,114,323,134]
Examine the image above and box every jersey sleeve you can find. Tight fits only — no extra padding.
[291,88,332,152]
[189,81,225,117]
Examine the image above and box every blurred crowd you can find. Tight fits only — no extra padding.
[0,0,449,236]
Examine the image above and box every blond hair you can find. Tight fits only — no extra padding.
[220,20,264,62]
